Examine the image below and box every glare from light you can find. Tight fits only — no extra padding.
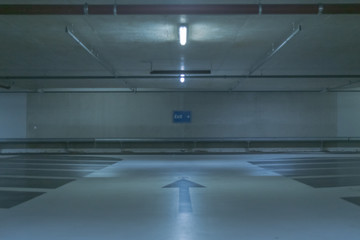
[176,212,193,240]
[179,26,187,46]
[180,74,185,83]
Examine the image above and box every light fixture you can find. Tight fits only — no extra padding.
[179,25,187,46]
[180,74,185,83]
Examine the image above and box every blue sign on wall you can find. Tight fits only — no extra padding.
[173,111,191,123]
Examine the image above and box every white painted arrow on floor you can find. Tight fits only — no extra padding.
[163,178,205,213]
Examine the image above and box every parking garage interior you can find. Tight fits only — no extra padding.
[1,1,360,239]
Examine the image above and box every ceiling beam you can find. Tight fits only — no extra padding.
[3,89,360,94]
[1,4,360,15]
[1,75,360,80]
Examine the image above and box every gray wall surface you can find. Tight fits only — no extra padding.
[337,93,360,137]
[0,93,27,138]
[27,92,337,138]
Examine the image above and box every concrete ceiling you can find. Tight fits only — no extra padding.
[1,1,360,92]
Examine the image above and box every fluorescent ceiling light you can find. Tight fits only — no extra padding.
[179,25,187,46]
[180,74,185,83]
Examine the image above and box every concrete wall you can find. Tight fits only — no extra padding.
[26,92,337,138]
[0,93,27,138]
[337,93,360,137]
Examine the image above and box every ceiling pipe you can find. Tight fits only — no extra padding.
[0,83,11,90]
[65,26,135,92]
[248,25,301,76]
[228,25,302,91]
[2,75,360,80]
[328,80,360,91]
[1,4,360,15]
[65,26,117,76]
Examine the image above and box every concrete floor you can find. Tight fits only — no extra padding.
[1,153,360,240]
